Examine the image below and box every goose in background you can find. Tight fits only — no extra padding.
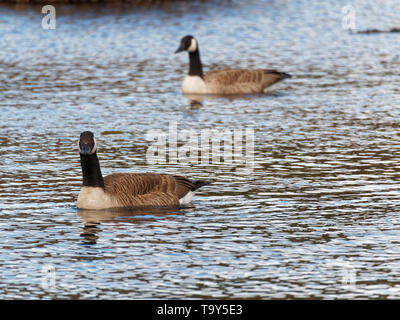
[175,35,291,95]
[77,131,210,210]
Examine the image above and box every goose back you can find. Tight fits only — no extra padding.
[103,173,200,208]
[203,69,290,94]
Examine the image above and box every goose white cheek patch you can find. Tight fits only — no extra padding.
[90,138,97,155]
[187,38,197,52]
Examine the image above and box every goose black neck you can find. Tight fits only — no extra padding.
[80,153,105,189]
[188,49,204,78]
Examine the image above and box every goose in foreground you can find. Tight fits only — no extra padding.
[175,35,291,95]
[77,131,210,210]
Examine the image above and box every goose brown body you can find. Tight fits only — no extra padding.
[203,68,290,94]
[103,173,200,208]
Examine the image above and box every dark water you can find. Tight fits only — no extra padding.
[0,0,399,299]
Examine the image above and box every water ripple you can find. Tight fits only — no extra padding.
[0,0,399,299]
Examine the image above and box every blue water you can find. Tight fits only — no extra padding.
[0,0,399,299]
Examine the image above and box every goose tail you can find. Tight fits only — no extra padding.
[192,180,212,191]
[264,69,291,80]
[279,72,291,79]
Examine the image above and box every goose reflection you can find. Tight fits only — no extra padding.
[81,222,100,245]
[183,93,204,108]
[78,206,185,244]
[184,92,280,107]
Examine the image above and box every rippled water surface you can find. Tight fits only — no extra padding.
[0,0,399,299]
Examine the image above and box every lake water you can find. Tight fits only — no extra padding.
[0,0,399,299]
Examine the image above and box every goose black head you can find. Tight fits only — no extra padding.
[175,35,198,54]
[78,131,97,156]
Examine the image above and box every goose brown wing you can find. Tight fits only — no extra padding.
[204,68,290,93]
[204,69,263,85]
[103,173,208,207]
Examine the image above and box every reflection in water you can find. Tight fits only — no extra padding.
[184,92,272,104]
[78,207,184,244]
[1,0,400,299]
[188,100,203,109]
[184,91,284,109]
[185,95,204,108]
[81,222,100,245]
[78,207,184,224]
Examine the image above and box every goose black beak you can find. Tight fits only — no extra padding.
[175,45,185,54]
[80,144,91,155]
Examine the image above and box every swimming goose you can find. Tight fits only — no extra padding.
[175,35,291,95]
[77,131,210,210]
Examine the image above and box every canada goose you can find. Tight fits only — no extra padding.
[77,131,210,210]
[175,35,291,95]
